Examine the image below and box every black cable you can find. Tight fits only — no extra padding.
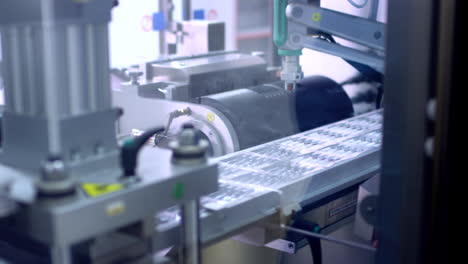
[284,214,322,264]
[293,219,322,264]
[340,74,372,86]
[319,33,384,84]
[376,84,384,108]
[120,126,166,177]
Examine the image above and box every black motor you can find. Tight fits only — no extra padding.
[200,75,354,150]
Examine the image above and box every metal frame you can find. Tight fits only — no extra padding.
[376,0,457,263]
[274,0,386,89]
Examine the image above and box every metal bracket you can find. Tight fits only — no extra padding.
[300,36,385,72]
[282,2,386,71]
[286,3,386,50]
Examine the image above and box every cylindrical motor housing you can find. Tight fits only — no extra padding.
[199,75,354,150]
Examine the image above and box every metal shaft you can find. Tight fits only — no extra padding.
[279,224,377,252]
[180,200,201,264]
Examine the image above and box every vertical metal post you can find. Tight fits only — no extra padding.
[377,0,441,263]
[159,0,174,56]
[41,0,62,155]
[50,245,72,264]
[182,0,191,21]
[180,199,201,264]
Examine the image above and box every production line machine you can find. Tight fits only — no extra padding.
[112,51,355,157]
[1,0,385,264]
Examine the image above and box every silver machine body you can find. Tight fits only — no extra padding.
[112,51,285,157]
[0,1,218,264]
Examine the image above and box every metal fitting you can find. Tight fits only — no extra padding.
[37,159,76,196]
[169,124,209,165]
[281,56,303,91]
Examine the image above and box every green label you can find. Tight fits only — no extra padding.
[173,182,185,200]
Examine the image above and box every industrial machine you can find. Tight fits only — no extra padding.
[111,0,386,160]
[3,0,455,263]
[0,1,217,263]
[108,1,384,264]
[0,0,384,263]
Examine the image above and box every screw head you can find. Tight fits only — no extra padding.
[292,35,301,43]
[292,7,303,18]
[374,31,382,39]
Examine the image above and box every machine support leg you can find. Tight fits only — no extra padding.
[180,199,201,264]
[50,245,72,264]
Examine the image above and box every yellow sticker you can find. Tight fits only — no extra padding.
[312,12,322,22]
[206,112,215,122]
[82,183,124,198]
[106,201,126,216]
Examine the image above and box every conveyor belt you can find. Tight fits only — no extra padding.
[154,110,383,250]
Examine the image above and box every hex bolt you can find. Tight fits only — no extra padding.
[179,124,198,146]
[38,158,76,196]
[170,123,209,165]
[42,160,66,182]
